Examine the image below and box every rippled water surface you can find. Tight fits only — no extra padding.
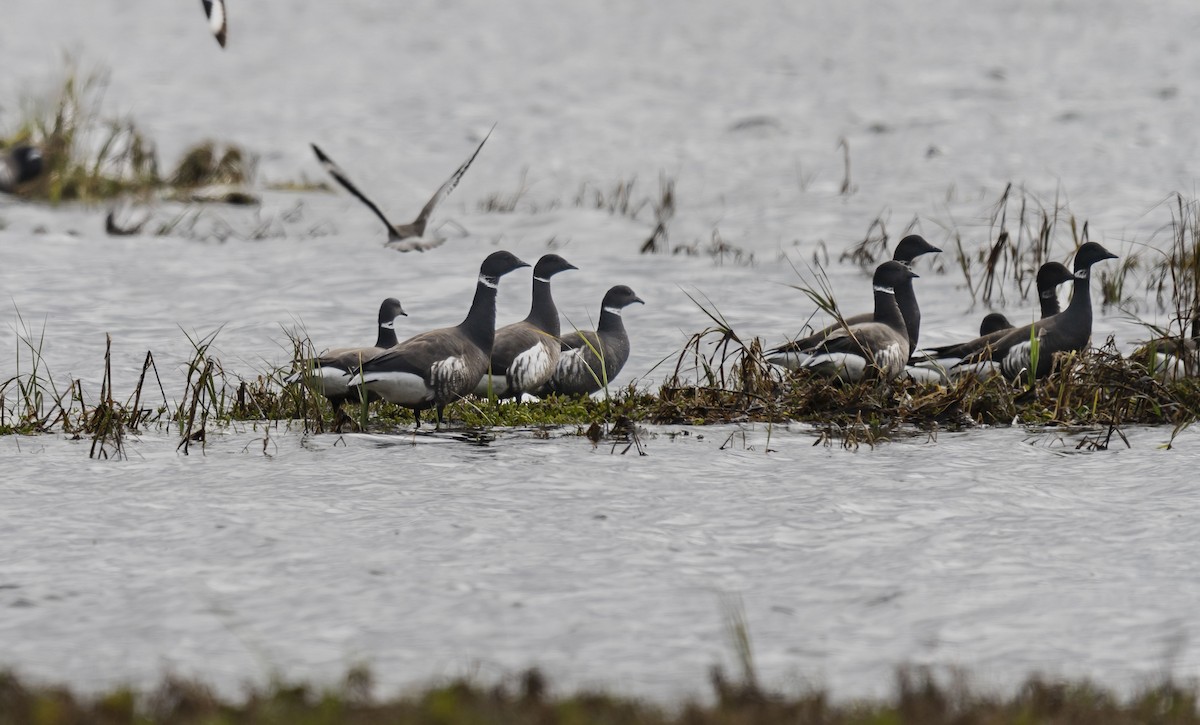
[3,0,1200,703]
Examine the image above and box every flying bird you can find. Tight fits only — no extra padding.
[311,127,493,252]
[201,0,227,48]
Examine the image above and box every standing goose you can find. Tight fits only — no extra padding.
[474,254,577,398]
[285,298,406,412]
[799,261,917,382]
[768,234,940,369]
[0,145,44,194]
[950,242,1118,380]
[200,0,227,48]
[310,128,491,252]
[913,260,1078,371]
[540,286,644,396]
[347,251,529,426]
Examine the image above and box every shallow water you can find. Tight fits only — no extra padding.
[3,423,1199,702]
[2,0,1200,703]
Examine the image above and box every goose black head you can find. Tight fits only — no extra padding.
[892,234,942,265]
[601,285,645,309]
[378,297,407,325]
[479,250,531,284]
[10,145,44,184]
[873,259,919,293]
[979,312,1013,337]
[1071,242,1118,276]
[1036,261,1076,297]
[533,254,578,280]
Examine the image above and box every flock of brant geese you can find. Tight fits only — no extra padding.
[765,237,1196,385]
[286,251,644,427]
[5,3,1198,431]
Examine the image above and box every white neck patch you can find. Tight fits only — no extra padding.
[1074,269,1088,279]
[478,275,498,289]
[603,306,623,316]
[534,276,550,283]
[380,321,395,330]
[873,285,895,295]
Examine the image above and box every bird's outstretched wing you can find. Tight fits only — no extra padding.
[311,143,398,236]
[411,125,494,231]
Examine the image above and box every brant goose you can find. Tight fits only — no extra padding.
[285,297,406,412]
[474,254,577,398]
[798,261,917,382]
[911,260,1078,376]
[0,145,44,194]
[947,242,1118,380]
[347,250,529,426]
[931,262,1075,360]
[540,285,644,396]
[1033,261,1075,318]
[310,128,491,252]
[1131,317,1199,381]
[978,312,1014,337]
[201,0,227,48]
[768,234,940,369]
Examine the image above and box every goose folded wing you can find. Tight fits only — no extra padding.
[492,324,550,371]
[771,313,870,354]
[317,346,386,373]
[364,333,470,379]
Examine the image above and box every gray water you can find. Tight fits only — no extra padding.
[2,0,1200,703]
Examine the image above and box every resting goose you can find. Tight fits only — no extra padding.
[947,242,1118,380]
[798,260,917,382]
[768,234,940,369]
[978,312,1014,337]
[1130,317,1200,381]
[540,285,644,396]
[0,146,44,194]
[474,254,577,398]
[311,128,491,252]
[347,250,529,426]
[911,260,1079,379]
[285,298,406,412]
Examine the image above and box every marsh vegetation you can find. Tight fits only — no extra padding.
[3,666,1200,725]
[0,60,256,203]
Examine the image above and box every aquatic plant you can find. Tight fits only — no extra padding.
[948,183,1067,309]
[477,168,541,213]
[0,309,65,435]
[1141,193,1200,335]
[640,173,675,254]
[573,175,648,219]
[169,140,256,189]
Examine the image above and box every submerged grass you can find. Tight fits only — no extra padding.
[2,666,1200,724]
